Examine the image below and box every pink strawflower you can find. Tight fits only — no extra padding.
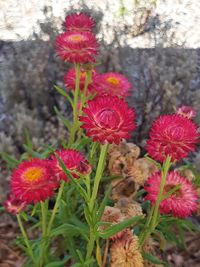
[64,12,95,32]
[64,67,98,93]
[146,114,199,162]
[55,31,98,63]
[79,95,136,144]
[145,171,198,218]
[11,159,58,204]
[176,105,196,120]
[4,195,27,215]
[94,72,131,98]
[50,149,91,182]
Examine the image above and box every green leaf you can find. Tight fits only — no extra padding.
[54,106,71,130]
[0,152,19,168]
[23,145,44,159]
[98,215,143,239]
[54,85,73,107]
[142,252,168,266]
[153,230,166,250]
[44,256,71,267]
[23,128,33,148]
[51,223,88,240]
[71,137,91,150]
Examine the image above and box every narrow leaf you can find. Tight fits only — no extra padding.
[98,215,143,239]
[54,106,71,130]
[54,85,73,107]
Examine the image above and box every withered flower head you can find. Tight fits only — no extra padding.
[128,158,157,186]
[115,198,143,218]
[100,206,125,240]
[111,177,139,201]
[110,231,144,267]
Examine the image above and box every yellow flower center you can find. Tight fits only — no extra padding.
[69,34,84,42]
[23,167,43,182]
[106,77,120,85]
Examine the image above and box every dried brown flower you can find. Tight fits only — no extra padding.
[111,177,139,201]
[108,142,141,176]
[128,158,157,185]
[115,198,143,218]
[100,206,125,240]
[110,231,144,267]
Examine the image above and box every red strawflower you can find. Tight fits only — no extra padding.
[145,171,198,218]
[64,12,95,32]
[146,114,199,162]
[79,95,136,144]
[4,195,27,215]
[50,149,91,182]
[94,72,131,98]
[11,159,58,204]
[64,67,98,93]
[55,31,98,63]
[176,105,196,120]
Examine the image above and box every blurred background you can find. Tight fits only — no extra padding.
[1,0,200,191]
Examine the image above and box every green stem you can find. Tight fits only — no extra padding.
[85,144,109,265]
[69,63,81,146]
[47,181,65,236]
[80,71,91,115]
[86,229,95,263]
[139,156,171,247]
[39,201,48,266]
[89,144,109,212]
[17,214,35,263]
[77,71,91,141]
[150,156,171,229]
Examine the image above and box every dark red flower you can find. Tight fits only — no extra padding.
[145,171,198,218]
[64,12,95,32]
[79,95,136,144]
[64,67,98,93]
[11,159,58,204]
[146,114,199,162]
[94,72,131,98]
[55,31,98,63]
[50,149,91,182]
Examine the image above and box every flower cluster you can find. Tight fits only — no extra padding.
[5,149,91,212]
[56,12,98,64]
[59,12,132,101]
[3,11,200,267]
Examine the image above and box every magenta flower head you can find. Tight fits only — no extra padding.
[4,195,27,215]
[11,159,58,204]
[176,105,196,120]
[50,149,91,182]
[146,114,199,162]
[145,171,198,218]
[64,67,98,93]
[64,12,95,32]
[79,95,136,144]
[55,31,98,63]
[94,72,132,98]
